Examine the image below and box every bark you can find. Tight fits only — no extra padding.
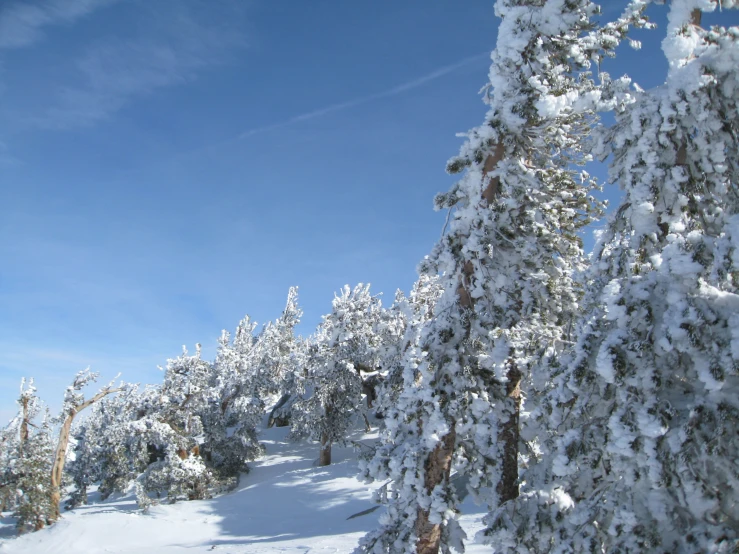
[690,8,702,27]
[416,144,506,553]
[19,397,29,456]
[497,364,522,503]
[319,432,332,466]
[49,388,120,521]
[457,145,505,309]
[362,414,372,433]
[482,142,505,205]
[415,427,457,554]
[485,144,523,503]
[50,411,75,521]
[319,401,333,466]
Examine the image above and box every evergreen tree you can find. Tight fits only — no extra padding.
[373,275,443,418]
[253,286,303,398]
[291,284,383,465]
[202,319,265,478]
[485,1,739,552]
[358,1,651,551]
[14,410,54,533]
[133,346,218,506]
[0,380,33,513]
[0,379,55,531]
[0,421,17,512]
[67,384,141,507]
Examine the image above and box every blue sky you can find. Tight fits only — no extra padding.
[1,0,737,420]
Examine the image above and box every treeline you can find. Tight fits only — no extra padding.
[2,0,739,552]
[0,279,440,532]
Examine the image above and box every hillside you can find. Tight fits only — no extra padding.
[0,422,489,553]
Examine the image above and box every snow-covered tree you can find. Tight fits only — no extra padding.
[291,284,383,465]
[358,1,654,552]
[253,286,303,398]
[50,370,121,521]
[267,334,308,428]
[0,379,55,531]
[14,411,54,533]
[67,384,141,507]
[133,346,218,506]
[246,287,305,429]
[202,319,265,478]
[373,275,443,418]
[484,1,739,552]
[0,420,17,512]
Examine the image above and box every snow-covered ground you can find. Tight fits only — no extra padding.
[0,423,489,553]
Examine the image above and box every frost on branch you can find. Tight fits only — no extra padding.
[484,2,739,551]
[290,284,383,466]
[0,379,54,532]
[357,0,652,550]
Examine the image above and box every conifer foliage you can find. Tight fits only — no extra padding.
[131,346,218,507]
[0,380,55,532]
[485,2,739,552]
[356,0,648,551]
[290,284,383,466]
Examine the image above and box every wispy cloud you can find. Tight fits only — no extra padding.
[4,1,248,130]
[0,0,120,50]
[39,37,216,128]
[239,52,489,139]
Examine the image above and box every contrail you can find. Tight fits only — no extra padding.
[239,52,489,139]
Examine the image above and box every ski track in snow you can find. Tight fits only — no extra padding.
[0,422,489,553]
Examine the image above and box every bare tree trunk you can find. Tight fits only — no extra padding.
[319,432,332,466]
[49,388,119,521]
[416,427,456,554]
[50,412,75,521]
[415,145,506,553]
[319,401,333,466]
[19,397,29,456]
[690,8,702,26]
[497,365,522,503]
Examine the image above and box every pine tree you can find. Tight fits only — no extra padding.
[1,379,34,513]
[0,379,55,531]
[263,288,308,428]
[14,411,54,533]
[485,1,739,552]
[358,1,653,551]
[291,284,383,465]
[203,320,265,478]
[67,384,140,507]
[254,286,303,398]
[133,346,218,506]
[373,276,443,419]
[0,420,17,512]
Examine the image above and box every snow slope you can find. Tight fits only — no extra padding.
[0,423,489,553]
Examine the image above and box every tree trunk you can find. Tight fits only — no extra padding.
[49,387,120,521]
[19,397,29,456]
[416,427,456,554]
[50,411,76,521]
[416,145,506,553]
[497,365,522,503]
[319,432,331,466]
[363,414,372,433]
[690,8,702,27]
